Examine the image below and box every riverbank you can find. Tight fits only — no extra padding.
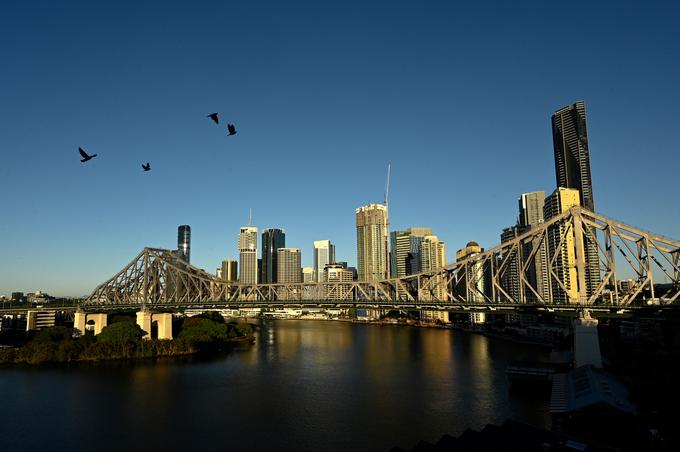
[0,314,255,365]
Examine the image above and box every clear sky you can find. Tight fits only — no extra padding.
[1,0,679,297]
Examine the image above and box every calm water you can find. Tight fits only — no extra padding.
[1,320,550,451]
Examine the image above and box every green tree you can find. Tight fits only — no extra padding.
[178,317,229,347]
[32,326,73,343]
[97,321,145,344]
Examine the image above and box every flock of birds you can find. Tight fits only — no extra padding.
[78,113,237,171]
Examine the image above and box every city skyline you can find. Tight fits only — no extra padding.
[2,0,679,296]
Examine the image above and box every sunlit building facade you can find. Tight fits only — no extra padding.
[238,226,258,284]
[356,204,389,281]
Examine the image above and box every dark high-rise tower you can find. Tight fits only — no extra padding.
[177,225,191,263]
[552,101,595,211]
[261,228,286,283]
[552,101,601,299]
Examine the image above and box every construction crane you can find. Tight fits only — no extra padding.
[384,162,391,207]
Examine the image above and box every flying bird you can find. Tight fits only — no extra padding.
[227,123,237,136]
[79,147,97,163]
[142,162,151,172]
[207,113,219,124]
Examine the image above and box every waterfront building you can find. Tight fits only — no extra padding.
[313,240,336,282]
[456,241,486,324]
[238,226,258,284]
[356,203,389,281]
[221,260,238,282]
[552,101,601,298]
[544,188,583,303]
[324,263,354,300]
[420,235,449,323]
[390,227,432,277]
[519,191,551,302]
[302,267,314,283]
[500,225,523,302]
[262,228,286,283]
[277,248,302,283]
[177,225,191,263]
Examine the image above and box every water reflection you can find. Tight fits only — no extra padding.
[1,320,550,452]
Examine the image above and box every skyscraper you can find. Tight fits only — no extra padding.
[277,248,302,283]
[390,228,432,277]
[552,101,595,212]
[544,188,582,303]
[552,101,601,298]
[220,260,238,282]
[313,240,336,282]
[356,204,389,281]
[420,235,448,301]
[177,225,191,263]
[518,191,550,302]
[238,226,258,284]
[456,241,486,324]
[261,228,286,283]
[500,226,522,302]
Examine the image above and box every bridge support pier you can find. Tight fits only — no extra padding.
[573,310,602,368]
[136,311,173,340]
[73,310,108,336]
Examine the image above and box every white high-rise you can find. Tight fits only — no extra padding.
[238,226,258,284]
[313,240,336,282]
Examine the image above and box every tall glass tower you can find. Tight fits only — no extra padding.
[552,101,601,299]
[177,225,191,263]
[552,101,595,212]
[261,228,286,283]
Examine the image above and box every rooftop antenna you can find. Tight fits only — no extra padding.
[248,208,252,226]
[384,162,391,207]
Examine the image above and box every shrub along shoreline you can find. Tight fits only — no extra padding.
[0,312,254,365]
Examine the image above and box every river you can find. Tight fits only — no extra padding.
[0,320,551,451]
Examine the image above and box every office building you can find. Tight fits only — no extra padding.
[221,260,238,282]
[518,191,551,302]
[552,101,601,299]
[356,203,389,281]
[261,228,286,283]
[277,248,302,283]
[177,225,191,263]
[302,267,314,283]
[500,226,523,302]
[324,263,354,300]
[420,235,449,323]
[390,227,432,277]
[238,226,258,284]
[313,240,336,282]
[456,241,486,324]
[544,188,582,303]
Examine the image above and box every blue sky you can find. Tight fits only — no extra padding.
[1,0,679,296]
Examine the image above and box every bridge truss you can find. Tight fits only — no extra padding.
[85,207,679,309]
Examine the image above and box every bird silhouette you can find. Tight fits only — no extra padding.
[207,113,219,124]
[227,123,237,136]
[79,147,97,163]
[142,163,151,172]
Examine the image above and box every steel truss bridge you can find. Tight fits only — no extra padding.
[85,207,680,312]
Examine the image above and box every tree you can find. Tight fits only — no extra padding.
[97,321,145,344]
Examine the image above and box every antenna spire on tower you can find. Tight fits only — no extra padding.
[248,208,252,226]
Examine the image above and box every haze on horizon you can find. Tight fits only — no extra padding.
[1,0,679,297]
